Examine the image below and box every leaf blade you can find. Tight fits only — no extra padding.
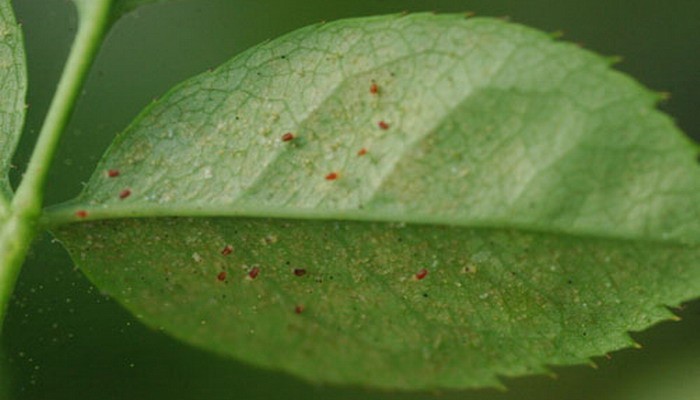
[0,0,27,210]
[58,14,700,244]
[52,14,700,389]
[57,217,700,389]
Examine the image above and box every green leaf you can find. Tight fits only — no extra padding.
[0,0,27,212]
[110,0,183,19]
[51,14,700,389]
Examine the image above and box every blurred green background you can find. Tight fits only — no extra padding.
[2,0,699,399]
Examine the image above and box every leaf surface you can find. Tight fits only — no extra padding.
[52,15,700,389]
[0,0,27,211]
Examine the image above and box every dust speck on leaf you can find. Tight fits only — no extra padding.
[462,264,477,274]
[202,167,213,179]
[192,252,202,263]
[261,235,278,245]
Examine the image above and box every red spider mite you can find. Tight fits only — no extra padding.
[378,121,390,130]
[107,169,120,178]
[248,267,260,279]
[357,148,367,156]
[119,189,131,199]
[281,132,295,142]
[370,82,379,94]
[221,245,233,256]
[295,305,304,314]
[325,172,339,181]
[415,268,428,280]
[217,271,227,281]
[293,268,307,277]
[75,210,88,218]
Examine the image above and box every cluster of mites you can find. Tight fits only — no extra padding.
[216,244,429,315]
[218,245,304,314]
[283,81,384,181]
[74,82,387,218]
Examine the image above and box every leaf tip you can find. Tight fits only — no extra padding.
[655,90,672,102]
[605,55,624,66]
[548,30,565,39]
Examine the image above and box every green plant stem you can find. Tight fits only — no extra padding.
[0,0,114,330]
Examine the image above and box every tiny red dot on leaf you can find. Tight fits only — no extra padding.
[378,121,390,130]
[295,305,304,314]
[75,210,88,218]
[107,169,120,178]
[221,245,233,256]
[293,268,306,277]
[217,271,227,281]
[248,267,260,279]
[325,172,339,181]
[369,82,379,94]
[357,148,367,156]
[281,132,295,142]
[119,189,131,199]
[415,268,428,280]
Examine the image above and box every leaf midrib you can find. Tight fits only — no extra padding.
[42,201,698,249]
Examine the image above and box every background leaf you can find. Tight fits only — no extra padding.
[5,0,700,398]
[110,0,183,19]
[50,14,700,389]
[0,0,27,207]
